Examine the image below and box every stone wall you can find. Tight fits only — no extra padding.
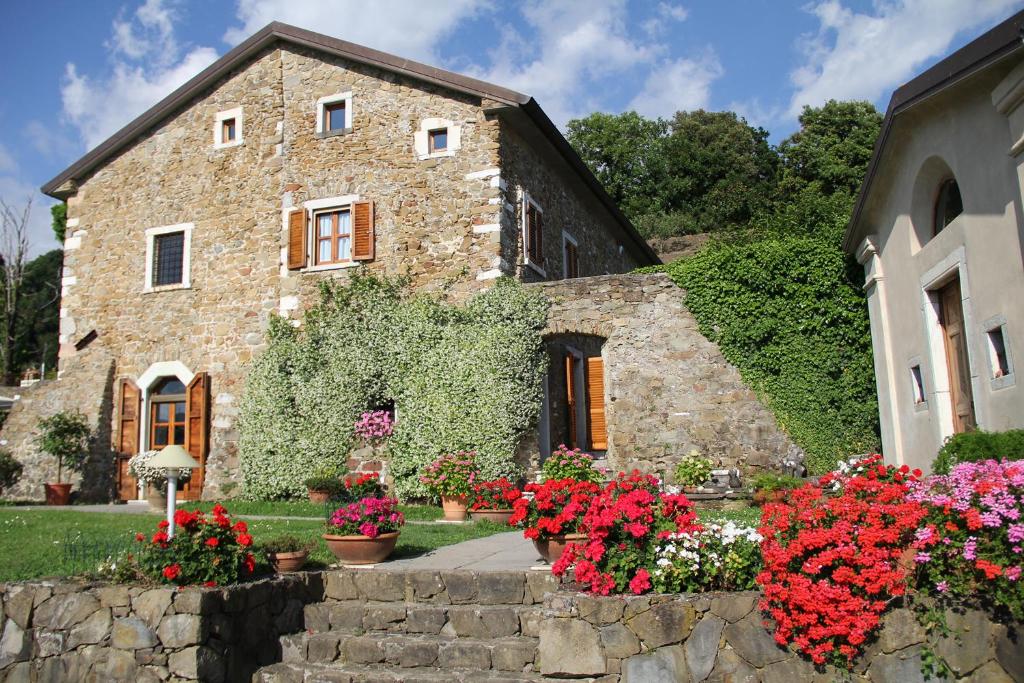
[532,273,795,478]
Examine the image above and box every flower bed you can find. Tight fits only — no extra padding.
[510,478,601,540]
[469,477,522,511]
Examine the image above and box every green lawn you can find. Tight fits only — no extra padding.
[186,499,444,522]
[695,504,762,527]
[0,509,505,582]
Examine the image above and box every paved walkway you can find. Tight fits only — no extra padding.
[386,530,545,571]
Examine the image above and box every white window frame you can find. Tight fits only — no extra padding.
[144,223,193,293]
[213,107,243,149]
[301,194,362,272]
[315,92,353,137]
[562,230,579,279]
[414,117,461,160]
[521,191,545,277]
[982,314,1015,390]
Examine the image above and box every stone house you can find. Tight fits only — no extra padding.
[2,23,793,502]
[845,11,1024,472]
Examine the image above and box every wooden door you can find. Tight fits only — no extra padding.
[938,279,976,432]
[584,357,608,451]
[565,355,578,449]
[116,379,141,501]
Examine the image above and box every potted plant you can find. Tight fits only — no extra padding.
[260,534,315,573]
[419,451,480,521]
[541,444,605,483]
[322,496,405,564]
[341,472,386,501]
[510,478,601,564]
[129,450,192,512]
[304,465,346,503]
[35,411,91,505]
[751,473,805,506]
[469,478,522,524]
[674,450,713,493]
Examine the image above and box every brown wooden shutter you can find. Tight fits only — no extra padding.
[352,200,375,261]
[534,208,543,263]
[584,357,607,451]
[287,209,307,270]
[182,372,210,500]
[116,379,141,501]
[565,355,577,449]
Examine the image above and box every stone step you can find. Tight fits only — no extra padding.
[254,661,554,683]
[281,631,539,673]
[320,570,562,607]
[302,601,544,639]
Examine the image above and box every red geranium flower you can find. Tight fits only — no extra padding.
[205,537,219,547]
[163,563,181,580]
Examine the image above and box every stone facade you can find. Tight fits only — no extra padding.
[9,27,656,501]
[530,273,794,479]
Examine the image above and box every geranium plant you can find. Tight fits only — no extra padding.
[908,459,1024,620]
[129,449,192,492]
[135,504,255,586]
[343,472,386,501]
[469,478,522,511]
[652,522,763,593]
[541,445,604,483]
[757,463,926,667]
[419,451,480,498]
[553,471,700,595]
[327,496,405,538]
[354,410,394,444]
[510,478,601,539]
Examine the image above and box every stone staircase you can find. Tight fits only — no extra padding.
[252,569,600,683]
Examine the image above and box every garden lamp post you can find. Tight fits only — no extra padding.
[148,445,200,538]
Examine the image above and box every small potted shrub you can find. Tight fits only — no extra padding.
[342,472,386,501]
[469,478,522,524]
[0,450,23,495]
[35,411,91,505]
[304,465,346,503]
[510,478,601,564]
[323,496,405,564]
[129,450,192,512]
[751,473,805,506]
[674,450,713,492]
[541,445,605,483]
[419,451,480,521]
[261,535,315,573]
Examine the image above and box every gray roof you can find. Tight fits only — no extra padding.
[844,10,1024,253]
[42,22,659,264]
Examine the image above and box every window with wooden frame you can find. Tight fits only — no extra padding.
[316,92,352,136]
[213,107,243,149]
[149,377,187,449]
[562,231,579,279]
[222,118,237,143]
[325,102,346,132]
[523,195,544,272]
[314,208,352,266]
[144,223,192,291]
[287,198,375,270]
[428,128,448,153]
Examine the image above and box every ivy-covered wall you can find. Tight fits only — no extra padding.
[238,273,548,499]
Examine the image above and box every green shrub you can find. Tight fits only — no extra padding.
[932,429,1024,474]
[674,450,714,487]
[751,473,805,492]
[258,535,315,554]
[302,476,345,496]
[0,450,22,493]
[35,411,91,484]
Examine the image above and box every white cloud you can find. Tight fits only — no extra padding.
[23,121,77,161]
[658,3,689,22]
[224,0,490,63]
[0,143,14,175]
[628,52,723,119]
[109,0,180,66]
[0,148,59,257]
[788,0,1023,118]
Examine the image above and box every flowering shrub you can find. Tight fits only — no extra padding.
[541,445,604,483]
[652,522,763,593]
[818,453,920,492]
[553,471,700,595]
[510,478,601,540]
[419,451,480,497]
[327,497,405,538]
[757,467,926,667]
[908,459,1024,619]
[354,410,394,443]
[135,504,255,586]
[469,478,522,511]
[343,472,386,500]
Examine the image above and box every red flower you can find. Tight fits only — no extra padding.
[244,553,255,574]
[976,559,1003,579]
[629,568,651,594]
[205,537,219,548]
[135,533,145,542]
[232,521,248,533]
[212,503,226,515]
[237,533,253,547]
[151,531,169,547]
[158,520,169,529]
[204,581,217,587]
[163,563,181,580]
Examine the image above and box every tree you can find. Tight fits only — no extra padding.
[0,198,31,385]
[50,203,67,243]
[36,411,91,484]
[15,250,62,375]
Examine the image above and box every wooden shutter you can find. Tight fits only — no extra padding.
[182,372,210,500]
[584,357,607,451]
[116,379,141,501]
[352,200,375,261]
[527,203,543,264]
[565,355,577,449]
[287,209,307,270]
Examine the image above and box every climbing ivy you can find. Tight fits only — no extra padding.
[238,273,548,499]
[648,237,879,473]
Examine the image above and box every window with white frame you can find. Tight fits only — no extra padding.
[522,193,545,275]
[562,231,579,279]
[144,223,192,291]
[984,316,1014,387]
[316,92,353,137]
[213,107,243,149]
[414,117,461,159]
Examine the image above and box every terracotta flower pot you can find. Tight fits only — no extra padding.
[533,532,586,564]
[323,532,400,565]
[44,483,72,506]
[440,495,469,521]
[469,509,514,525]
[146,487,165,513]
[268,550,309,573]
[308,488,332,504]
[752,489,788,506]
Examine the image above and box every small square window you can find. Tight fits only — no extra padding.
[222,118,236,143]
[325,102,346,132]
[987,326,1012,378]
[153,232,185,287]
[910,365,926,405]
[428,128,448,153]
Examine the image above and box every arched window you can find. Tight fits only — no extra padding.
[933,178,963,236]
[150,377,186,448]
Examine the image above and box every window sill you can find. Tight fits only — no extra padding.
[417,149,457,161]
[913,400,929,413]
[304,261,363,273]
[316,128,353,139]
[524,260,546,277]
[213,140,243,150]
[991,373,1016,391]
[143,283,191,294]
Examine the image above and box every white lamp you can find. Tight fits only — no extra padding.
[148,445,201,538]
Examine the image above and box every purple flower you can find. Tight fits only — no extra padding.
[914,552,931,564]
[936,581,949,593]
[963,537,977,561]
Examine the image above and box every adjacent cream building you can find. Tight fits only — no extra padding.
[845,11,1024,472]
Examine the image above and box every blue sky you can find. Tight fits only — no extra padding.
[1,0,1022,255]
